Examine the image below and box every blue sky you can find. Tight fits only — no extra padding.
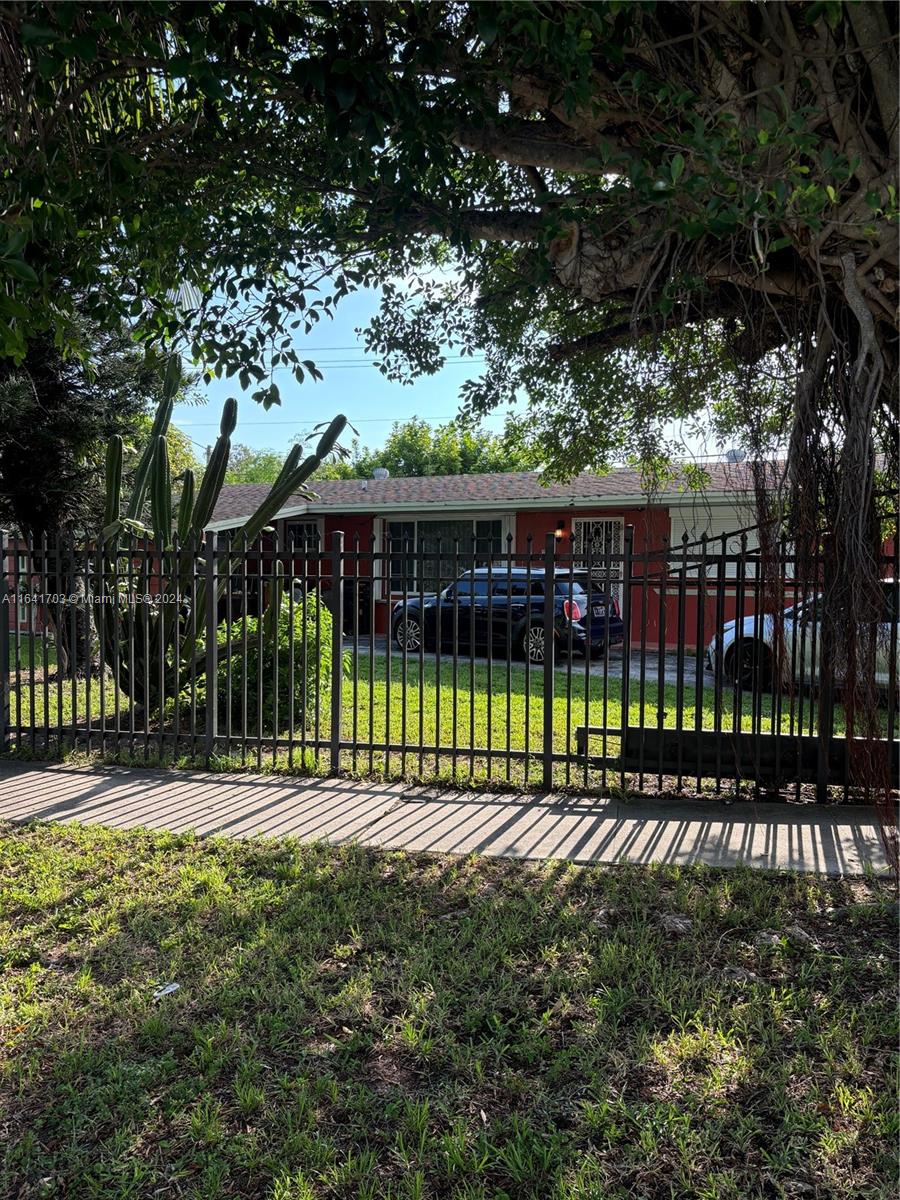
[172,285,716,465]
[172,288,518,460]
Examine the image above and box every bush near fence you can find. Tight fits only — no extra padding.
[188,594,334,736]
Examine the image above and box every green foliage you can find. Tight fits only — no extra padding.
[316,416,539,479]
[97,351,347,712]
[0,317,183,537]
[225,416,534,486]
[2,2,895,488]
[225,445,291,485]
[212,593,333,735]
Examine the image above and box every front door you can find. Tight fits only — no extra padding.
[572,518,624,604]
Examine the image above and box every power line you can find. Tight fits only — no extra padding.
[268,359,485,372]
[268,352,484,362]
[178,414,467,428]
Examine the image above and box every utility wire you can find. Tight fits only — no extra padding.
[178,414,469,428]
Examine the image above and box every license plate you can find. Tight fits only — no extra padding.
[592,604,605,617]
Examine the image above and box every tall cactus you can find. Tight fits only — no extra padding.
[95,353,346,712]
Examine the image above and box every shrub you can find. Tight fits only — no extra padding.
[180,590,334,737]
[213,592,334,735]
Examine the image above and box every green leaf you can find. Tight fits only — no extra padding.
[115,151,143,177]
[803,2,826,24]
[198,73,226,101]
[671,153,685,183]
[20,23,57,45]
[332,77,357,111]
[2,231,27,257]
[65,34,99,61]
[1,258,38,284]
[0,294,30,318]
[477,12,499,44]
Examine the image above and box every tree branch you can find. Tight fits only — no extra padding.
[453,120,627,175]
[453,208,543,243]
[844,1,899,143]
[705,263,812,300]
[548,320,649,362]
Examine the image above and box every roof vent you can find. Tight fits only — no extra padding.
[371,466,390,480]
[724,448,747,463]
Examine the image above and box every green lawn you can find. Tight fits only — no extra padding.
[6,630,58,672]
[6,651,869,792]
[0,823,896,1199]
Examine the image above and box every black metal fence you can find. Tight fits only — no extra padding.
[1,526,897,802]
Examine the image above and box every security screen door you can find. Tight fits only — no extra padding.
[572,518,624,603]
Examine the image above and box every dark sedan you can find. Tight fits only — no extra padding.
[391,568,625,664]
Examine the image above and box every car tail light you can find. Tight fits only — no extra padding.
[611,596,621,617]
[563,599,581,621]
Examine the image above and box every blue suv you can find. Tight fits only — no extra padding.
[391,568,625,664]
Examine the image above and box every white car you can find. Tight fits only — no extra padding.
[705,580,898,691]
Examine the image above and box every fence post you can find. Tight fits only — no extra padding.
[619,525,633,789]
[0,530,9,752]
[816,670,834,804]
[204,532,218,763]
[330,530,344,773]
[542,531,556,792]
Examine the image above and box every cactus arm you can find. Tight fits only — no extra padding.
[104,436,123,534]
[163,353,182,403]
[124,354,180,522]
[263,560,285,642]
[220,396,237,437]
[313,415,347,463]
[150,436,172,552]
[126,396,174,521]
[234,415,347,547]
[176,470,195,543]
[190,432,231,534]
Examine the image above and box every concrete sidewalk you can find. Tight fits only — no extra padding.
[0,761,890,876]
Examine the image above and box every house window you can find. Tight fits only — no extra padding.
[385,517,506,595]
[285,520,321,551]
[475,519,503,557]
[387,521,415,593]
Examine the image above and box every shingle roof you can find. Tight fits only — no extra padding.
[209,464,753,529]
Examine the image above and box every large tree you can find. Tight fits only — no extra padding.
[0,324,192,540]
[1,2,897,754]
[2,3,894,470]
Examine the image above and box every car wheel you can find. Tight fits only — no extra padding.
[394,616,423,652]
[725,640,773,689]
[521,624,546,665]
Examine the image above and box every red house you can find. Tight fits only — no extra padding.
[207,464,764,646]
